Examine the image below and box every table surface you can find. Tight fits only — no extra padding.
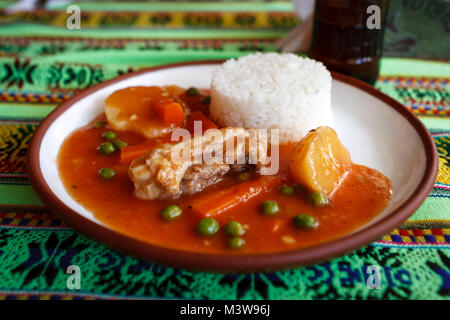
[0,0,449,300]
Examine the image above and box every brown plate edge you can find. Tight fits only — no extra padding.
[26,60,439,273]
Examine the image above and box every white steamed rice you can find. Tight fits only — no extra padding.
[209,52,333,143]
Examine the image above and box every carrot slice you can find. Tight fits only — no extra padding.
[186,111,218,134]
[153,98,184,125]
[188,176,283,218]
[120,135,175,164]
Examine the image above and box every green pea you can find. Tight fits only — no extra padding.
[294,214,317,229]
[98,167,116,179]
[94,120,107,128]
[260,200,279,216]
[102,131,117,141]
[186,87,200,96]
[202,96,211,105]
[227,237,245,249]
[307,191,329,206]
[160,205,182,221]
[224,221,245,236]
[97,142,116,155]
[279,185,294,195]
[294,183,306,194]
[237,172,252,182]
[113,139,128,150]
[197,218,219,236]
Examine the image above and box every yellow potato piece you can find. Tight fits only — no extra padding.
[104,86,182,139]
[289,126,352,196]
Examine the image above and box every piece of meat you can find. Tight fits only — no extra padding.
[181,164,230,195]
[229,164,255,173]
[129,127,268,200]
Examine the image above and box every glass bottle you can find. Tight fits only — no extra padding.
[309,0,389,85]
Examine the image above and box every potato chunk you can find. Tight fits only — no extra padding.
[104,86,187,139]
[289,126,351,196]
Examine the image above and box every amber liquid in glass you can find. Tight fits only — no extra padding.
[309,0,389,85]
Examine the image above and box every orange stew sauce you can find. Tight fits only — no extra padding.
[58,92,392,255]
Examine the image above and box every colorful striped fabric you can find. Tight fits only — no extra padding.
[0,0,449,300]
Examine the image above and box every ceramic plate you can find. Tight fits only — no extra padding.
[27,61,438,272]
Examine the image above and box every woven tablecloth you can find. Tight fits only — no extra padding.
[0,0,449,300]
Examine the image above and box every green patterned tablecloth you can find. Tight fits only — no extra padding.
[0,0,449,300]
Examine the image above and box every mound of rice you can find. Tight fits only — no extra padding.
[209,53,333,143]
